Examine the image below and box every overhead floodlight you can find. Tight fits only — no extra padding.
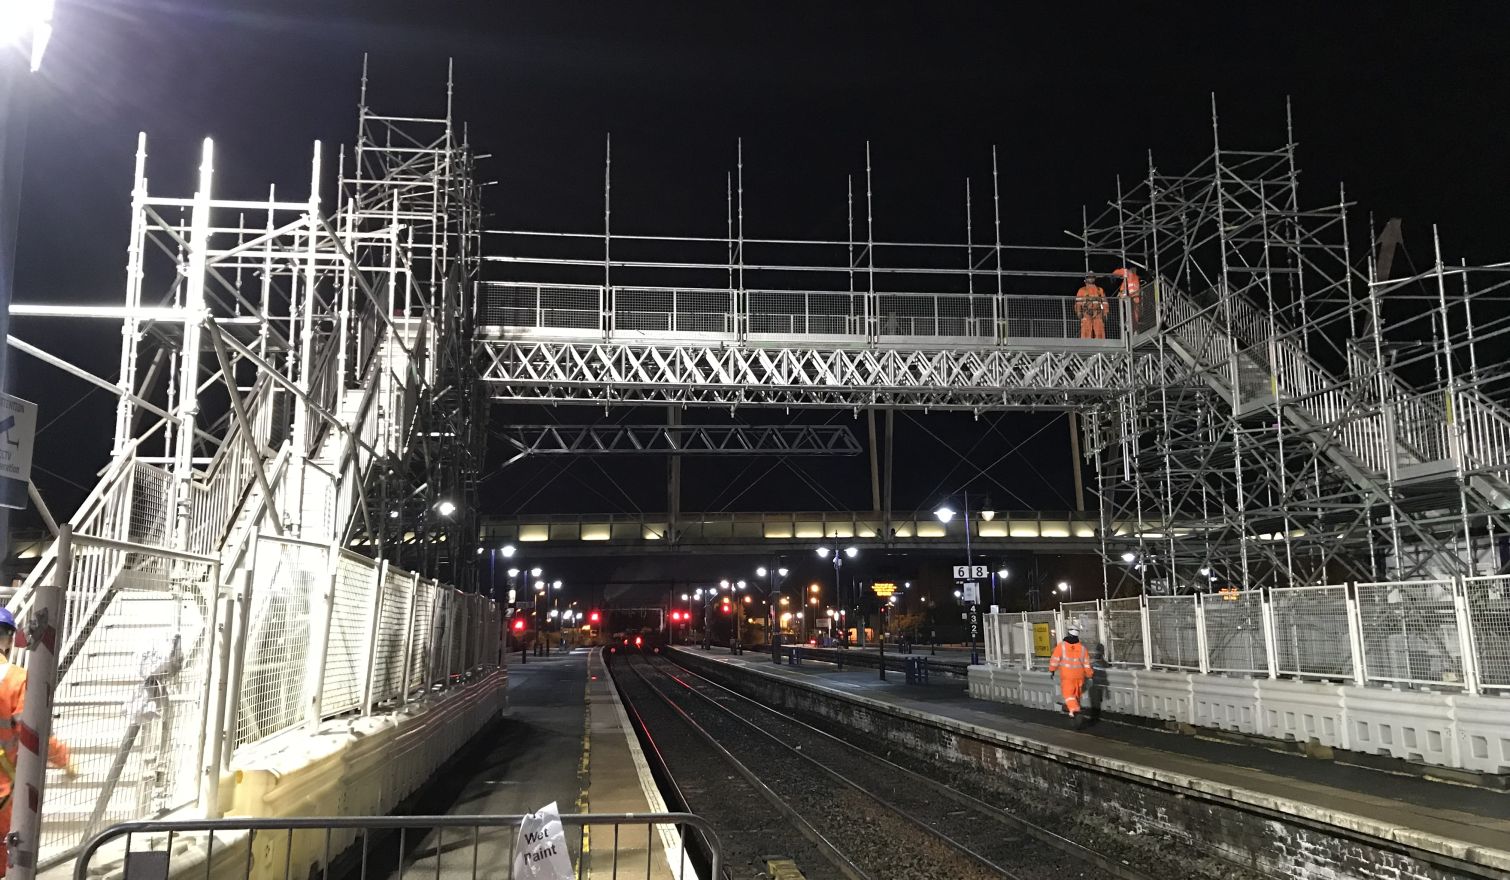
[681,593,689,600]
[1120,552,1137,563]
[534,581,545,591]
[506,568,520,578]
[980,509,995,522]
[756,567,767,577]
[1198,566,1211,577]
[475,547,484,555]
[435,500,457,517]
[1057,581,1070,593]
[501,544,517,557]
[531,567,543,577]
[2,0,55,71]
[996,568,1009,579]
[736,580,747,590]
[777,567,789,577]
[388,510,400,519]
[816,547,831,558]
[552,579,562,589]
[843,547,858,559]
[934,506,956,523]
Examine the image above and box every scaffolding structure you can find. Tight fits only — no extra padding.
[4,64,492,865]
[1082,99,1510,596]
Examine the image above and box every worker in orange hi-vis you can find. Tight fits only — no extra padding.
[1074,274,1107,339]
[1112,266,1142,327]
[1049,627,1093,724]
[0,608,76,876]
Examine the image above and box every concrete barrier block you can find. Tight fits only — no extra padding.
[1191,675,1262,733]
[1449,693,1510,774]
[1132,668,1193,723]
[1343,685,1457,767]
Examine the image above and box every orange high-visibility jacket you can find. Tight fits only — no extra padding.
[0,660,70,800]
[1049,640,1091,678]
[1075,284,1107,317]
[1112,267,1141,298]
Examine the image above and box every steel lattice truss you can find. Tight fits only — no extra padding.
[500,424,862,457]
[479,340,1180,410]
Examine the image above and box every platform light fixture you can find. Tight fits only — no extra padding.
[933,505,956,523]
[501,544,516,557]
[2,0,55,71]
[843,546,858,559]
[756,567,767,577]
[1057,581,1070,593]
[507,568,519,578]
[531,567,543,577]
[435,500,456,517]
[815,546,830,558]
[1121,552,1137,563]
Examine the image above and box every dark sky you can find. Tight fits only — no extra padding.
[12,1,1510,524]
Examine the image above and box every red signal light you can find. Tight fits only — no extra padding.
[589,611,601,624]
[512,619,526,633]
[635,636,643,647]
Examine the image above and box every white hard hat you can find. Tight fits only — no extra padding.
[1068,627,1080,637]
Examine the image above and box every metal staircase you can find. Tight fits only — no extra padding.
[5,71,488,868]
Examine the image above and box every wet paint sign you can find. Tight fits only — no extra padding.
[513,802,574,879]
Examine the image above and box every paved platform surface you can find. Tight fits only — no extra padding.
[679,646,1510,861]
[416,649,681,879]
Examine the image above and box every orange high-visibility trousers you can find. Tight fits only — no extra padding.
[1058,671,1090,714]
[1079,316,1105,339]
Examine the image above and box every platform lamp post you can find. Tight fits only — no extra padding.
[755,564,788,653]
[935,494,994,665]
[487,543,516,601]
[1,1,54,586]
[816,539,858,646]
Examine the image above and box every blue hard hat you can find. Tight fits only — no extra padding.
[0,608,15,632]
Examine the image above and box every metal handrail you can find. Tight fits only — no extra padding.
[75,813,722,880]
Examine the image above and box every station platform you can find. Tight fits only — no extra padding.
[673,645,1510,875]
[419,649,681,879]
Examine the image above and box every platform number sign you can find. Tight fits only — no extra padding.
[952,565,988,581]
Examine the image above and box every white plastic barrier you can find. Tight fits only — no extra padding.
[1191,675,1261,734]
[1256,678,1347,751]
[969,663,1510,774]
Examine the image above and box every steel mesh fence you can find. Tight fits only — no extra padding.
[371,568,414,704]
[1104,596,1145,668]
[320,552,375,717]
[408,579,438,694]
[1271,585,1353,680]
[748,289,858,335]
[1464,576,1510,690]
[1201,590,1268,674]
[236,538,320,747]
[1060,600,1102,659]
[1147,595,1201,671]
[1356,580,1465,688]
[614,287,674,332]
[875,293,993,338]
[128,462,172,548]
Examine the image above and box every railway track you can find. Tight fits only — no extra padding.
[610,651,1156,880]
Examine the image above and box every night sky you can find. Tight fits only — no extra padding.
[10,3,1510,599]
